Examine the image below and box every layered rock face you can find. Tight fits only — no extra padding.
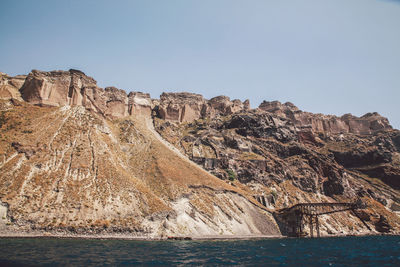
[155,103,400,235]
[259,101,392,135]
[157,92,206,122]
[19,69,151,118]
[0,99,278,237]
[0,69,279,237]
[1,68,399,237]
[0,72,25,101]
[156,92,250,123]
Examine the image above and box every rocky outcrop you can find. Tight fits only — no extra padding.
[360,166,400,190]
[19,69,151,118]
[1,68,400,237]
[375,215,391,233]
[224,113,296,143]
[208,95,249,117]
[258,100,392,135]
[128,92,152,116]
[156,92,250,123]
[157,92,206,122]
[20,69,95,107]
[0,72,25,101]
[0,96,279,237]
[154,98,400,235]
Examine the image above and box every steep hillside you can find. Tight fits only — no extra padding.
[1,69,399,238]
[0,70,278,238]
[154,94,400,236]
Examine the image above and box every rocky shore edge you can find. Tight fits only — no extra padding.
[1,230,398,241]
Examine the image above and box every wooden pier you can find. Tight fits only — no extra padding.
[272,200,370,237]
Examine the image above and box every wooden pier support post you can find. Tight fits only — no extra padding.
[316,216,320,237]
[309,215,313,238]
[299,213,303,235]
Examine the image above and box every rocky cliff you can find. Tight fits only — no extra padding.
[155,92,250,123]
[0,69,399,238]
[0,72,25,101]
[258,100,392,135]
[19,69,152,118]
[154,103,400,236]
[0,70,277,238]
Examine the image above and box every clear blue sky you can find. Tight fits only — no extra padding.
[1,0,399,129]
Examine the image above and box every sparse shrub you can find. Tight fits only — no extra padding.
[226,169,236,181]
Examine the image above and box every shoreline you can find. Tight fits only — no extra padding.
[0,232,282,241]
[1,231,398,241]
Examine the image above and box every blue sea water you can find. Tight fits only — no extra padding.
[0,236,399,266]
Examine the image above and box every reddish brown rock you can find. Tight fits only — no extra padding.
[0,72,25,101]
[258,100,392,135]
[157,92,250,123]
[20,69,97,107]
[103,87,129,117]
[157,92,206,122]
[208,96,248,116]
[19,69,151,118]
[128,92,152,116]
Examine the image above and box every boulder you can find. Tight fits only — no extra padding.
[374,215,391,233]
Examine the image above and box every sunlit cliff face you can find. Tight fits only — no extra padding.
[0,69,399,237]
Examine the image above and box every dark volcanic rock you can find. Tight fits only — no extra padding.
[391,132,400,151]
[224,113,296,142]
[332,149,391,168]
[323,178,345,197]
[375,215,392,233]
[361,166,400,190]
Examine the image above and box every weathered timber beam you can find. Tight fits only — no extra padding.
[302,207,354,216]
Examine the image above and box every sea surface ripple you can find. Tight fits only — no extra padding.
[0,235,399,266]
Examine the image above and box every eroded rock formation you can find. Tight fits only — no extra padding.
[0,72,25,101]
[0,68,399,238]
[154,100,400,236]
[259,100,392,135]
[19,69,151,118]
[156,92,250,123]
[0,69,278,238]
